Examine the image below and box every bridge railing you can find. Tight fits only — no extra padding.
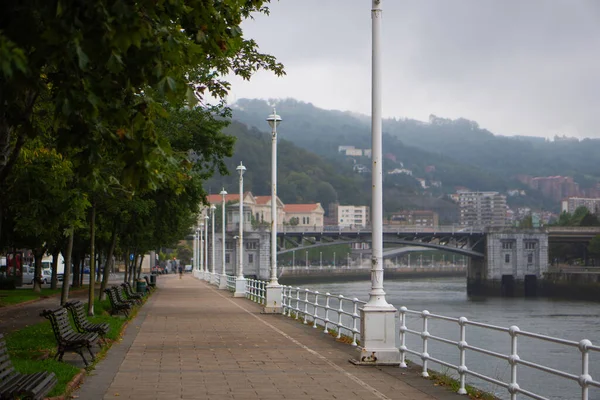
[399,307,600,400]
[245,278,266,305]
[281,286,364,345]
[276,224,486,235]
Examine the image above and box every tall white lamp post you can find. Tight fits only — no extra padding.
[233,162,246,297]
[210,204,217,284]
[193,227,198,277]
[264,108,283,313]
[204,215,209,281]
[219,189,228,289]
[355,0,400,366]
[199,222,204,279]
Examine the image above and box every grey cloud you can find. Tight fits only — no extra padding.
[230,0,600,138]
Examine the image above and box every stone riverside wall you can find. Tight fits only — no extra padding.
[278,266,466,285]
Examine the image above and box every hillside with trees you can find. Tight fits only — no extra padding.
[230,98,599,212]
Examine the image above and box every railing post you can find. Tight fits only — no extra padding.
[313,291,319,328]
[352,298,359,346]
[324,293,331,334]
[399,307,407,368]
[421,310,430,377]
[337,295,344,339]
[295,287,301,320]
[579,339,593,400]
[508,326,520,400]
[281,285,287,315]
[458,317,468,395]
[303,289,309,324]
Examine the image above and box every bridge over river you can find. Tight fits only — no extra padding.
[209,225,600,298]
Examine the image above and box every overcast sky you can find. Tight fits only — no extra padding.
[226,0,600,139]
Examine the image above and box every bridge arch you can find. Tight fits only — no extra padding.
[277,239,483,258]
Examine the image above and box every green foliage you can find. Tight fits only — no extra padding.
[0,288,62,307]
[588,235,600,257]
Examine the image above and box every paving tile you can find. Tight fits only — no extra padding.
[74,275,465,400]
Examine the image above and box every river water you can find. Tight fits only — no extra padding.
[304,277,600,400]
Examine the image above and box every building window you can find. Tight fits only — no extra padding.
[527,254,533,264]
[525,242,536,250]
[226,242,234,250]
[505,254,510,263]
[249,254,254,264]
[245,242,257,250]
[225,254,230,264]
[502,241,514,250]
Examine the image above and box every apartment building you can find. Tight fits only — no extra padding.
[388,210,439,227]
[336,205,370,228]
[561,197,600,214]
[459,191,507,227]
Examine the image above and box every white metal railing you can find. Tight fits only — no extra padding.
[281,285,364,345]
[245,278,266,305]
[226,275,235,292]
[399,307,600,400]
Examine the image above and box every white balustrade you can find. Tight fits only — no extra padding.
[245,278,266,305]
[226,275,235,292]
[282,285,364,345]
[399,307,600,400]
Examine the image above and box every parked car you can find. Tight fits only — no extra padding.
[151,265,165,274]
[41,269,51,284]
[22,266,44,285]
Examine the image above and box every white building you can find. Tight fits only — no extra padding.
[459,191,507,227]
[337,205,370,228]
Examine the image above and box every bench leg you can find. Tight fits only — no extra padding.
[76,349,89,367]
[87,345,95,361]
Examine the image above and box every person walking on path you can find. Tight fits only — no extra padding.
[178,265,183,279]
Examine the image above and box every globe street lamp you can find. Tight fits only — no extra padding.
[356,0,400,367]
[233,162,246,297]
[219,188,228,290]
[210,204,217,285]
[264,108,283,313]
[204,214,209,281]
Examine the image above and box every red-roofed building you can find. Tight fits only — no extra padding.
[283,203,325,228]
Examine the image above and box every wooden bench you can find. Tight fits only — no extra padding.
[121,282,144,303]
[64,300,110,339]
[0,334,57,400]
[104,287,132,317]
[40,308,98,367]
[114,285,138,306]
[144,275,156,291]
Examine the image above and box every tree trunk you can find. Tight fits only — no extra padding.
[100,223,118,301]
[72,252,81,288]
[32,248,45,293]
[123,251,129,283]
[60,231,74,305]
[137,254,144,280]
[50,248,60,290]
[87,204,96,316]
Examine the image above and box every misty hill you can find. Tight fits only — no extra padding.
[204,121,462,222]
[230,99,600,207]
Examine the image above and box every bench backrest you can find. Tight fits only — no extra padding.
[114,286,128,304]
[104,287,120,306]
[64,301,88,330]
[0,334,17,384]
[121,283,133,296]
[41,308,74,343]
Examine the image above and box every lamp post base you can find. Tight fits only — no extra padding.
[233,277,246,297]
[263,284,283,313]
[355,304,400,365]
[218,274,228,290]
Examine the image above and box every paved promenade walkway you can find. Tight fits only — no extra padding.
[75,275,463,400]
